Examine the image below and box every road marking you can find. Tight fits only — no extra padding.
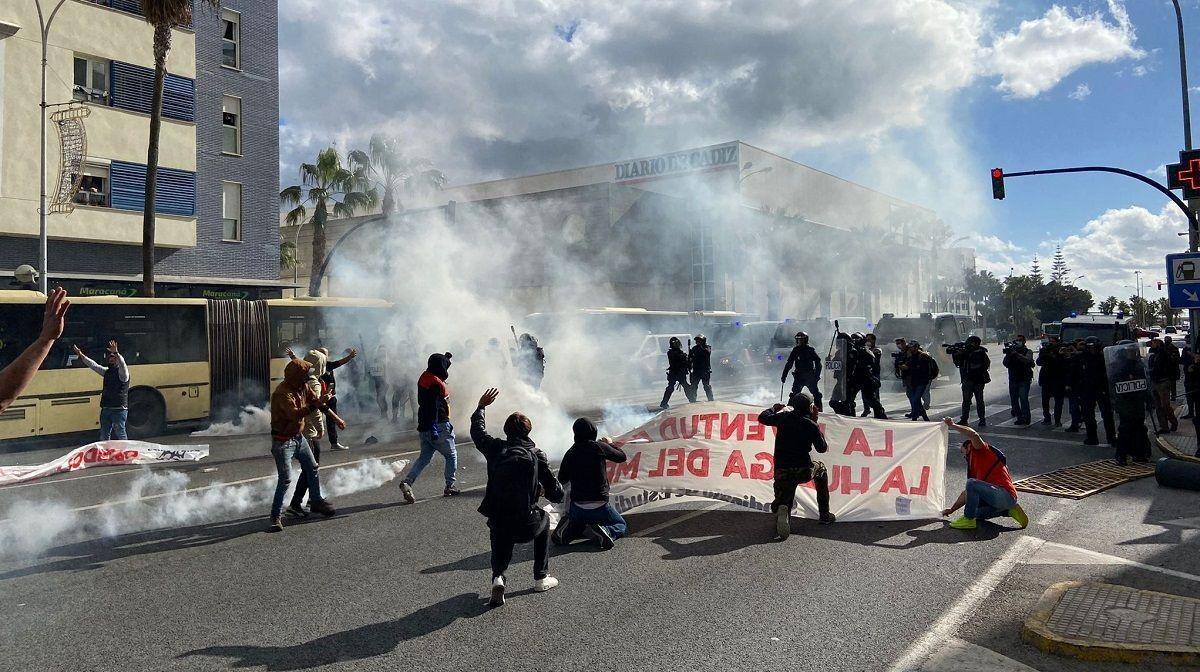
[1030,540,1200,583]
[887,535,1045,672]
[981,433,1093,447]
[632,501,726,537]
[0,466,147,490]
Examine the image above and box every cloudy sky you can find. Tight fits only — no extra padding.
[278,0,1198,304]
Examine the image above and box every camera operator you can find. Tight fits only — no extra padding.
[1036,336,1066,426]
[1002,335,1035,425]
[782,331,823,411]
[900,341,938,421]
[850,333,887,419]
[951,335,991,427]
[1078,337,1116,446]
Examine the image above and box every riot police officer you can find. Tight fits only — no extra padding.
[827,333,852,415]
[1079,336,1116,446]
[850,333,887,419]
[660,336,690,409]
[688,334,714,402]
[781,331,823,411]
[954,335,991,427]
[1106,340,1152,465]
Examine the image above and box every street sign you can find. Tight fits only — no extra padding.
[1167,149,1200,199]
[1166,252,1200,308]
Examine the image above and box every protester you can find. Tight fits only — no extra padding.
[287,350,348,517]
[399,353,458,502]
[899,341,937,421]
[554,418,628,549]
[0,288,69,414]
[318,347,357,450]
[470,387,565,607]
[758,391,834,540]
[269,358,337,531]
[1002,335,1035,425]
[72,339,130,440]
[941,418,1028,530]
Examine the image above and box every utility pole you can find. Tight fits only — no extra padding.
[34,0,70,295]
[1172,0,1200,345]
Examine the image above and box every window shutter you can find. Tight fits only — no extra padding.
[110,161,196,216]
[108,0,143,14]
[110,62,195,122]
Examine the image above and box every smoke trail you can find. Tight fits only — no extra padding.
[0,459,408,559]
[192,405,272,437]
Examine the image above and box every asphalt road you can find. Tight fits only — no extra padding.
[1,364,1197,672]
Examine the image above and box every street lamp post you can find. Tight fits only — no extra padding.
[34,0,70,295]
[1171,0,1200,347]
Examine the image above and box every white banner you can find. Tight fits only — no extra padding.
[609,402,947,521]
[0,441,209,486]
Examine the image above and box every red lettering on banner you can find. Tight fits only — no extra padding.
[834,465,870,494]
[719,413,745,441]
[619,430,652,446]
[123,450,139,461]
[83,447,98,463]
[648,450,667,477]
[750,452,774,480]
[69,451,84,469]
[659,418,679,441]
[723,450,748,478]
[699,413,720,439]
[665,447,686,477]
[609,452,642,483]
[874,430,894,458]
[746,418,765,442]
[679,417,698,440]
[687,449,710,477]
[843,428,871,456]
[879,466,908,494]
[909,466,931,496]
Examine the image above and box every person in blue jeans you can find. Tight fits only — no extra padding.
[553,417,629,549]
[400,353,459,502]
[899,342,938,421]
[73,340,129,440]
[941,418,1027,530]
[1002,335,1035,425]
[268,358,337,531]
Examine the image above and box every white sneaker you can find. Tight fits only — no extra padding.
[489,576,505,607]
[533,576,559,592]
[331,443,350,451]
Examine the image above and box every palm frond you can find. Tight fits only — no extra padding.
[283,205,307,226]
[280,185,303,207]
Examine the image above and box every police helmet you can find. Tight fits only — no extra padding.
[669,336,682,348]
[795,331,809,343]
[1084,336,1101,346]
[695,334,706,343]
[966,335,982,346]
[851,331,865,341]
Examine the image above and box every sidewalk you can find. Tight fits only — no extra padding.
[1157,402,1200,462]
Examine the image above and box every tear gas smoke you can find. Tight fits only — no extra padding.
[192,405,272,436]
[0,459,408,559]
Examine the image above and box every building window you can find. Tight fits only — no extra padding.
[222,96,241,154]
[73,55,109,104]
[221,10,240,68]
[73,163,109,207]
[222,182,242,241]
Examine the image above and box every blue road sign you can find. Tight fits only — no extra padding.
[1166,252,1200,309]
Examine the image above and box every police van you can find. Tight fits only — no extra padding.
[873,312,971,382]
[1059,315,1135,346]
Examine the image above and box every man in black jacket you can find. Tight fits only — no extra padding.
[851,333,887,419]
[553,418,628,549]
[758,391,833,540]
[1002,335,1035,425]
[1036,337,1066,426]
[660,336,691,409]
[782,331,823,411]
[1079,337,1117,445]
[954,336,991,427]
[470,387,565,607]
[688,334,714,402]
[399,352,458,503]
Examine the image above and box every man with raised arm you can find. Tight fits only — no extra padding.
[941,417,1028,530]
[72,339,130,440]
[0,288,69,414]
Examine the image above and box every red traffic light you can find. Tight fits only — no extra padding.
[991,167,1005,200]
[991,168,1003,179]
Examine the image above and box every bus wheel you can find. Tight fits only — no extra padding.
[127,389,166,439]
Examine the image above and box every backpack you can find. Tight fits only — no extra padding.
[488,444,539,522]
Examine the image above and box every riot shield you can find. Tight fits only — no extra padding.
[1104,342,1149,416]
[824,336,850,413]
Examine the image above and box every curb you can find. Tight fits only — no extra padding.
[1023,581,1200,665]
[1157,434,1200,464]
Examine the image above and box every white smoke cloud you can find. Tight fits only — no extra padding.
[0,459,408,559]
[191,405,272,437]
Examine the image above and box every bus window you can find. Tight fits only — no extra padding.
[0,305,41,369]
[270,308,314,355]
[51,304,208,367]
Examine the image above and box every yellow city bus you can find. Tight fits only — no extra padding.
[0,291,392,443]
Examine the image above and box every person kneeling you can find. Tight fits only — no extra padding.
[942,418,1028,530]
[553,418,629,550]
[471,387,565,608]
[758,392,834,541]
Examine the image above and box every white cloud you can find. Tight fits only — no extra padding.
[1131,64,1149,77]
[1069,83,1092,100]
[988,2,1143,99]
[1147,164,1168,179]
[1059,204,1188,301]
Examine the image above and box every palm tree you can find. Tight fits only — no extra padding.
[280,148,374,296]
[139,0,218,297]
[348,134,445,215]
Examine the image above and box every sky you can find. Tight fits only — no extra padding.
[277,0,1200,306]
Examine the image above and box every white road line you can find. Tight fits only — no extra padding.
[887,535,1045,672]
[1035,540,1200,584]
[632,501,726,537]
[0,466,147,490]
[981,433,1096,447]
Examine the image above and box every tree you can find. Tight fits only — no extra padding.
[139,0,218,297]
[347,134,445,216]
[1098,296,1119,315]
[280,148,375,296]
[1029,256,1043,285]
[1129,295,1155,326]
[1049,245,1069,284]
[1156,297,1181,326]
[280,241,299,271]
[1117,300,1131,316]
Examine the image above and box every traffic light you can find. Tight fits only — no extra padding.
[991,168,1005,200]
